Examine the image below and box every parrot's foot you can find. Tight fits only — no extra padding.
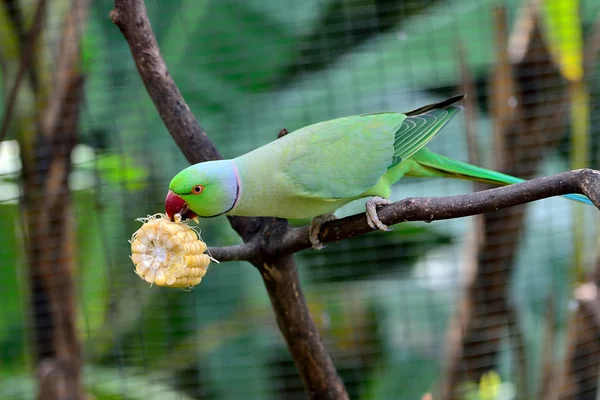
[309,212,337,250]
[366,196,393,231]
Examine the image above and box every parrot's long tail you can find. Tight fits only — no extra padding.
[410,148,593,205]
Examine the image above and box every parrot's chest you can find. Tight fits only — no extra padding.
[227,167,351,218]
[229,148,369,218]
[228,184,352,219]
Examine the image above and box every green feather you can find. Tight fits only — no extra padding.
[280,113,404,199]
[408,147,592,205]
[392,105,463,164]
[409,147,522,184]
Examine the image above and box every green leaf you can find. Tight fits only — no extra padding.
[479,371,502,400]
[76,153,148,191]
[97,154,148,191]
[540,0,584,81]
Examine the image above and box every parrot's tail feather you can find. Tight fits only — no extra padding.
[410,148,594,206]
[562,193,594,205]
[404,95,466,116]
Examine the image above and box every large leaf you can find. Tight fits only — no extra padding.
[540,0,584,82]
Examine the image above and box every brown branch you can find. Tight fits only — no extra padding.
[23,0,91,399]
[109,1,219,163]
[0,0,47,142]
[41,0,90,138]
[538,297,557,400]
[262,256,348,399]
[557,283,600,399]
[208,169,600,262]
[110,1,348,398]
[1,0,38,90]
[553,249,600,398]
[30,75,85,400]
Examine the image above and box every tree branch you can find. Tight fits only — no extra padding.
[1,0,39,91]
[209,169,600,261]
[109,2,218,162]
[110,1,348,398]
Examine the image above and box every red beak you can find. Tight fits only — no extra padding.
[165,190,197,221]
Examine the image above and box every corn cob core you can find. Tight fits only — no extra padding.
[130,214,212,288]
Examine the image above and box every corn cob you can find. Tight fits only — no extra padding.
[130,214,213,288]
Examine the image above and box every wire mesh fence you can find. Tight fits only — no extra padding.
[1,0,600,399]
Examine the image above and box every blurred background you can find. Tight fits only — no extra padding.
[1,0,600,399]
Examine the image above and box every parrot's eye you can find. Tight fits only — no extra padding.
[192,185,204,195]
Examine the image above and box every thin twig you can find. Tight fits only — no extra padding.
[41,0,90,138]
[0,0,47,142]
[2,0,26,46]
[1,0,39,91]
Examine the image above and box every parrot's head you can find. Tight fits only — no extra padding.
[166,160,240,221]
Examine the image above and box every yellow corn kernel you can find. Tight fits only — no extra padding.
[185,254,211,269]
[131,239,148,254]
[131,253,149,265]
[182,240,207,255]
[130,214,215,289]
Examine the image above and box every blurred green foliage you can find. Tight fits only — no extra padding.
[1,0,599,398]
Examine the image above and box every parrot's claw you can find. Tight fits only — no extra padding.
[366,196,392,231]
[309,212,337,250]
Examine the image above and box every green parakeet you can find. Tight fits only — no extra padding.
[165,95,591,248]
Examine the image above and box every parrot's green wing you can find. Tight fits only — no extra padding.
[284,96,465,199]
[392,97,464,165]
[283,114,403,199]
